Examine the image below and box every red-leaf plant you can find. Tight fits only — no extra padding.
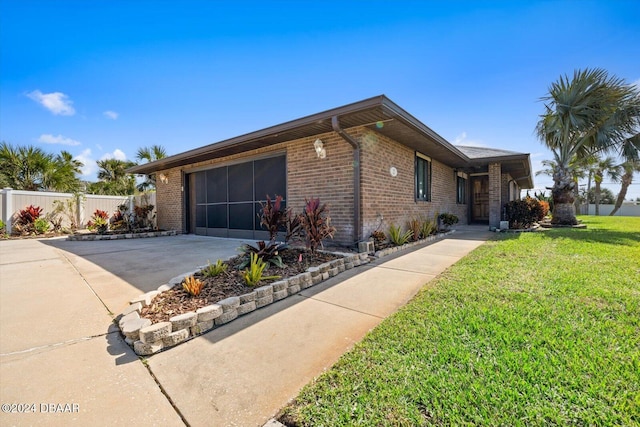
[300,197,336,252]
[259,194,287,242]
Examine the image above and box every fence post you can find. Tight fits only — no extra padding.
[77,193,85,229]
[2,188,12,233]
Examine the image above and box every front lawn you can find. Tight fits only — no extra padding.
[280,216,640,426]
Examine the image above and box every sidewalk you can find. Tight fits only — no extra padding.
[147,226,490,427]
[0,226,490,426]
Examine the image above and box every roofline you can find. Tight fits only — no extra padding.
[128,95,393,174]
[127,95,532,183]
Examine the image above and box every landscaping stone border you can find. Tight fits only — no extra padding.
[67,230,177,241]
[117,230,453,356]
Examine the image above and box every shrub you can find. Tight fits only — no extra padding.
[239,240,287,268]
[133,204,155,229]
[202,259,228,277]
[0,219,7,237]
[242,253,281,287]
[182,275,204,296]
[388,223,413,246]
[300,197,336,252]
[34,217,50,234]
[420,218,436,237]
[438,213,459,227]
[87,209,110,234]
[505,197,544,229]
[407,217,422,242]
[285,210,302,243]
[14,205,43,234]
[260,194,287,242]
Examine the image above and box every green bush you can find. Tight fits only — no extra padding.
[438,213,459,227]
[34,218,50,234]
[388,223,413,246]
[505,196,544,229]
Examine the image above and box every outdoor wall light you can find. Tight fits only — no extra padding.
[158,173,169,184]
[314,138,326,159]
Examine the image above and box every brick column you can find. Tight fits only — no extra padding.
[488,163,502,229]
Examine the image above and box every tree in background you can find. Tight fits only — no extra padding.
[0,142,83,192]
[610,160,640,215]
[536,68,640,225]
[135,145,167,191]
[592,157,622,215]
[587,187,616,205]
[88,158,136,196]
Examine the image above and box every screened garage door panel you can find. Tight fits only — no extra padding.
[191,155,286,239]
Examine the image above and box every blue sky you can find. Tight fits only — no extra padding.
[1,1,639,199]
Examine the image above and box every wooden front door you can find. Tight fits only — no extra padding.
[471,176,489,223]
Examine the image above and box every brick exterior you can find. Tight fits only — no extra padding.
[155,126,472,246]
[489,162,502,228]
[359,129,467,239]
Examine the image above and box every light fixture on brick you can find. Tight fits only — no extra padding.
[314,138,326,159]
[158,173,169,184]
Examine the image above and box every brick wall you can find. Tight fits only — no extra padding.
[489,162,502,228]
[360,129,467,239]
[155,126,469,245]
[156,168,184,232]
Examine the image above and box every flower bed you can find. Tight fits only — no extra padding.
[118,251,369,355]
[117,230,454,356]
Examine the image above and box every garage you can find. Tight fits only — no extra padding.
[187,154,286,239]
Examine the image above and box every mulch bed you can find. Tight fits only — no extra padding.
[140,248,342,324]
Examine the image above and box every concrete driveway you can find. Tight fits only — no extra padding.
[0,228,490,426]
[0,235,248,427]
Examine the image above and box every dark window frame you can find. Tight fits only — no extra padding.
[415,152,432,202]
[456,175,467,204]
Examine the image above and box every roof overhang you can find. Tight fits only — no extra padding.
[128,95,533,189]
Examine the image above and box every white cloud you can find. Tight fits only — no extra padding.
[37,133,81,146]
[103,110,119,120]
[453,131,486,147]
[75,149,97,177]
[100,149,127,161]
[27,90,75,116]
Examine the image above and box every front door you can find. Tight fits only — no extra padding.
[471,176,489,223]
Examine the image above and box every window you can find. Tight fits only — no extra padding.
[457,176,467,204]
[415,153,431,201]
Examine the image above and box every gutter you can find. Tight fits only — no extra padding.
[331,115,362,245]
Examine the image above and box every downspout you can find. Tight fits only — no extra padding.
[331,115,361,245]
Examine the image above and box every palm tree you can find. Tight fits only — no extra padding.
[135,145,167,191]
[592,157,622,215]
[610,160,640,216]
[90,158,136,195]
[536,68,640,225]
[535,158,586,210]
[42,151,84,193]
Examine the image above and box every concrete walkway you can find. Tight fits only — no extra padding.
[0,227,490,426]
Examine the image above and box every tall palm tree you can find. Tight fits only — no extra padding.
[535,158,586,210]
[91,158,136,195]
[610,160,640,216]
[536,68,640,225]
[593,157,622,215]
[135,145,167,191]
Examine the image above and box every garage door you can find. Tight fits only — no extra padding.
[190,155,286,239]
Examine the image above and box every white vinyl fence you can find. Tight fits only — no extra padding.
[584,203,640,216]
[1,188,156,233]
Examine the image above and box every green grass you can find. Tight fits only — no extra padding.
[281,216,640,426]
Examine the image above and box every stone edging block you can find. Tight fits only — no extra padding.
[67,230,177,241]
